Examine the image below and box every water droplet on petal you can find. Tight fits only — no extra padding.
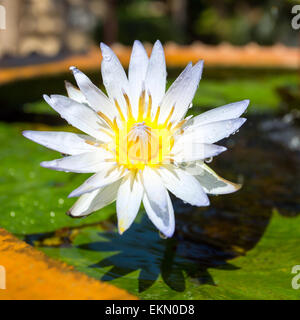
[102,53,111,61]
[205,157,213,163]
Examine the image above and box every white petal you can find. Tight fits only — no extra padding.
[143,193,174,238]
[158,62,192,123]
[157,165,209,206]
[100,43,129,114]
[69,67,117,119]
[128,40,149,118]
[68,164,125,198]
[68,179,122,217]
[65,81,87,104]
[173,143,227,163]
[116,172,143,234]
[68,189,100,217]
[195,163,241,194]
[40,149,112,173]
[22,131,98,155]
[187,100,249,127]
[145,40,167,116]
[159,61,203,124]
[179,118,247,144]
[44,94,111,142]
[142,167,175,238]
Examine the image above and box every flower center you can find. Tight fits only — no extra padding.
[117,120,172,170]
[128,122,151,143]
[95,90,185,171]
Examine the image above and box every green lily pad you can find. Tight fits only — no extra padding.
[191,73,299,114]
[34,210,300,300]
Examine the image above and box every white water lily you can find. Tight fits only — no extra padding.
[23,40,249,238]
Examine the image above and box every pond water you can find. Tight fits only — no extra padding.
[0,69,300,299]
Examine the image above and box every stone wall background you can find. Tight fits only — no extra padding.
[0,0,104,58]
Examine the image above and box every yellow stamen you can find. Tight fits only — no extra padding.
[154,106,161,124]
[97,111,114,129]
[164,105,175,126]
[146,93,152,120]
[167,121,173,130]
[123,92,134,120]
[112,117,119,131]
[172,119,186,132]
[138,89,146,122]
[114,99,125,122]
[85,140,96,146]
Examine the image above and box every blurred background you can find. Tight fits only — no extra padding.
[1,0,300,299]
[0,0,299,111]
[0,0,299,59]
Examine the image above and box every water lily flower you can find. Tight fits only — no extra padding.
[23,40,249,238]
